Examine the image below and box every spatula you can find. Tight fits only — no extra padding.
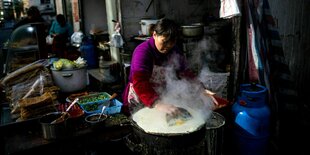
[166,107,193,126]
[51,98,79,124]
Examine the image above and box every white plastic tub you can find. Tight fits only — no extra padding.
[140,19,159,36]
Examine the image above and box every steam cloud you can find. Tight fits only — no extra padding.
[153,36,227,121]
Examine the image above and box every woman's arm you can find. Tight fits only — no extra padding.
[66,23,74,37]
[132,71,159,107]
[130,43,159,107]
[49,21,55,36]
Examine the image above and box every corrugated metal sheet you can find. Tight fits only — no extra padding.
[268,1,310,154]
[269,0,310,108]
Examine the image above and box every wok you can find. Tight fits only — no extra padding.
[126,114,206,149]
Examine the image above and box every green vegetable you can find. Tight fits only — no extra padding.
[59,59,76,69]
[53,60,63,70]
[83,103,100,112]
[52,59,77,70]
[78,94,109,104]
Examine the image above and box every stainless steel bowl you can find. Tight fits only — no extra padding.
[181,25,204,37]
[85,113,108,130]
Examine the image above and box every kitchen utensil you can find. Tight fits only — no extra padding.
[140,19,159,36]
[101,93,118,108]
[98,105,107,121]
[50,67,87,93]
[40,112,68,140]
[166,107,193,126]
[181,25,204,37]
[84,113,108,130]
[51,98,79,124]
[128,112,206,154]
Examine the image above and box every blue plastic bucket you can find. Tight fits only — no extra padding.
[80,41,97,68]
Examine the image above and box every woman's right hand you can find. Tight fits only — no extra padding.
[153,102,180,115]
[51,33,58,37]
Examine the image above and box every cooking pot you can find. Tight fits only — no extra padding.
[181,25,204,37]
[39,112,69,140]
[125,115,206,154]
[50,67,87,93]
[140,19,159,36]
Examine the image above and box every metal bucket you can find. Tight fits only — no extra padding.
[205,112,225,155]
[39,112,69,140]
[50,67,88,93]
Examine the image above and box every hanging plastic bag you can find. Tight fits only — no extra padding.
[46,35,54,45]
[219,0,241,19]
[111,32,124,48]
[110,20,124,48]
[71,31,84,47]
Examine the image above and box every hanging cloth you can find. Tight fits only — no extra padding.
[220,0,241,19]
[241,0,298,130]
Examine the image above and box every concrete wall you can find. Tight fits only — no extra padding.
[157,0,219,25]
[120,0,157,40]
[120,0,220,38]
[81,0,108,36]
[119,0,220,51]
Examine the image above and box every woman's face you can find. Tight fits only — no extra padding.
[153,32,176,54]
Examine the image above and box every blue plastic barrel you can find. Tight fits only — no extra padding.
[232,83,271,155]
[80,39,97,68]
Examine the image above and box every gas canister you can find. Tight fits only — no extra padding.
[232,83,271,155]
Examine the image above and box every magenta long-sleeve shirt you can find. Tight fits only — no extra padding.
[122,37,192,112]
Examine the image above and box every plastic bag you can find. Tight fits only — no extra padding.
[110,21,124,48]
[219,0,241,19]
[198,67,230,98]
[71,31,84,45]
[46,35,53,45]
[110,32,124,48]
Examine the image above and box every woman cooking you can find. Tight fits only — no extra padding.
[122,18,218,116]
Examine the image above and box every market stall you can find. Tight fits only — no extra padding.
[0,59,130,154]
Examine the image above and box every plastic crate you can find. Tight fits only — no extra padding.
[77,92,123,115]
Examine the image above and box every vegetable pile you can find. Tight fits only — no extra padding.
[82,103,100,112]
[53,57,87,70]
[78,93,109,105]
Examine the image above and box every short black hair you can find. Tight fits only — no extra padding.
[56,14,66,27]
[27,6,40,17]
[154,18,179,42]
